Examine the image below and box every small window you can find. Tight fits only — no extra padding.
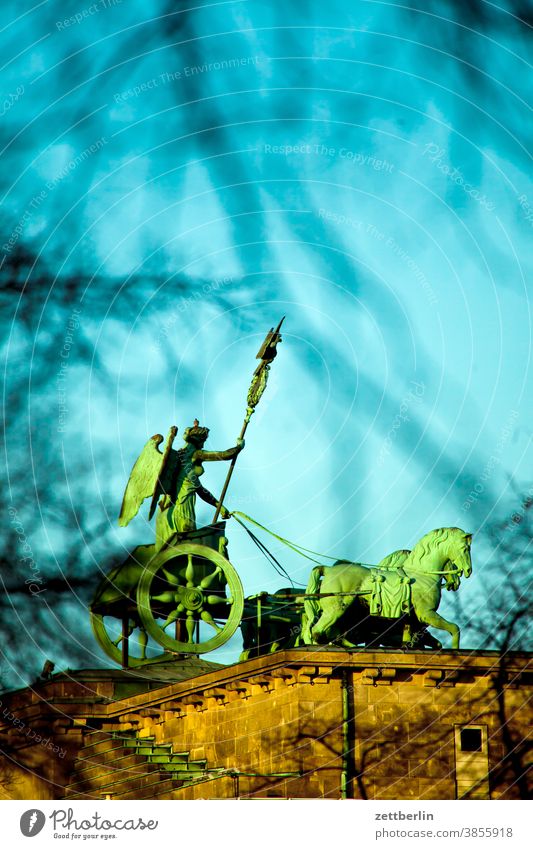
[460,727,483,752]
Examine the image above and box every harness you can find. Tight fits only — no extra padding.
[369,568,412,617]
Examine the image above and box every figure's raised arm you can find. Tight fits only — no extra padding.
[196,438,244,462]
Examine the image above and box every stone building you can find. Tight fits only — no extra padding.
[0,649,530,800]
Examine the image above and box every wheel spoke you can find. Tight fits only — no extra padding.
[206,594,229,606]
[201,609,222,632]
[161,609,180,630]
[186,611,196,642]
[161,568,180,585]
[185,554,195,587]
[151,591,177,603]
[160,602,185,628]
[200,566,222,590]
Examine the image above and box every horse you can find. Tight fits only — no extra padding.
[301,527,472,650]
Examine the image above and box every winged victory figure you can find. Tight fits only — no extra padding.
[119,420,244,549]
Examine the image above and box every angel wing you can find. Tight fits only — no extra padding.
[118,434,165,527]
[148,426,179,519]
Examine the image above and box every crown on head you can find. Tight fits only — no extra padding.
[184,418,210,443]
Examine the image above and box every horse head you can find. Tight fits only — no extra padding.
[407,527,473,590]
[445,530,473,589]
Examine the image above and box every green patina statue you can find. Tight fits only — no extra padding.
[92,425,246,666]
[91,320,285,666]
[118,420,244,549]
[91,317,474,663]
[301,527,473,650]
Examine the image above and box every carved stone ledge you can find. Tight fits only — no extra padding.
[358,667,395,686]
[181,694,207,711]
[138,708,163,720]
[248,675,274,693]
[423,669,444,688]
[377,668,396,685]
[111,721,140,732]
[51,718,72,729]
[423,669,458,688]
[119,714,141,726]
[163,709,181,722]
[226,681,252,699]
[440,670,460,687]
[361,668,380,685]
[271,670,297,687]
[159,701,185,716]
[309,666,333,685]
[204,687,229,705]
[296,667,317,684]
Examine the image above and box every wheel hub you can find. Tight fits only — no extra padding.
[182,586,204,611]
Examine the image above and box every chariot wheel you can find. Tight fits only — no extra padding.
[90,543,177,667]
[136,542,244,654]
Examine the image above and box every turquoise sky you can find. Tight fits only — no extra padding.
[1,1,532,675]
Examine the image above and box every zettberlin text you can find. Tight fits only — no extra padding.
[375,811,434,820]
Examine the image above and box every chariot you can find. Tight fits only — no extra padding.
[90,523,245,667]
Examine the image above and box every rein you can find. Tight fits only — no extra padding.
[405,565,462,576]
[232,511,466,582]
[403,560,465,579]
[232,511,375,566]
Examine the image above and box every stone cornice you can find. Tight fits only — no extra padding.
[0,649,530,729]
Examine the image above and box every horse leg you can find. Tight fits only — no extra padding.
[312,598,347,644]
[417,608,460,649]
[300,612,312,645]
[338,635,358,648]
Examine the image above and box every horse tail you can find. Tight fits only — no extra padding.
[302,565,325,641]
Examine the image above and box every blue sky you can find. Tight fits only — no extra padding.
[1,1,532,675]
